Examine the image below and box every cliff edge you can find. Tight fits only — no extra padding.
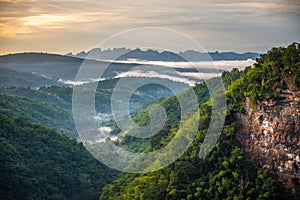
[236,90,300,195]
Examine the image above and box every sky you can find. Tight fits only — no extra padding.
[0,0,299,55]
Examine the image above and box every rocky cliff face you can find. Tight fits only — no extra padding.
[235,90,300,195]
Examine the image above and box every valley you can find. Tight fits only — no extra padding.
[0,43,299,199]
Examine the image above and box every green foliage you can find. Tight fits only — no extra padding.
[0,67,59,88]
[101,121,291,199]
[0,94,77,137]
[117,82,209,152]
[2,43,299,199]
[221,68,242,89]
[0,77,187,114]
[226,42,300,110]
[0,112,119,200]
[101,93,291,199]
[0,86,72,110]
[101,43,298,200]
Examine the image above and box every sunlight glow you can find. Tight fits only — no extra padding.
[23,14,66,28]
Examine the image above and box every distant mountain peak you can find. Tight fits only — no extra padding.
[65,52,73,57]
[68,48,259,61]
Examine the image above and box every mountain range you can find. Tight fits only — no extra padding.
[0,43,299,199]
[0,51,241,88]
[67,48,260,61]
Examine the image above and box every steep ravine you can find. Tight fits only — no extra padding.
[235,90,300,195]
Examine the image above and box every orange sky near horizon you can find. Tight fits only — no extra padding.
[0,0,299,55]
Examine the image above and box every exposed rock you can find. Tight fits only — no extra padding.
[235,90,300,196]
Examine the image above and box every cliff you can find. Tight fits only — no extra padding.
[236,89,300,195]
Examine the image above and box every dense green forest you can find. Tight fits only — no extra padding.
[0,94,77,137]
[0,111,119,200]
[226,42,300,110]
[100,43,299,199]
[116,81,209,153]
[0,77,185,138]
[100,101,291,199]
[0,77,188,199]
[0,77,187,114]
[0,43,299,199]
[0,67,60,87]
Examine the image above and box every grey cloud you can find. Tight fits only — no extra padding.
[0,0,299,54]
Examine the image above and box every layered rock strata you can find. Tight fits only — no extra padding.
[235,90,300,194]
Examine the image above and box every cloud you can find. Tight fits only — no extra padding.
[115,69,198,86]
[112,60,255,86]
[107,60,255,71]
[0,0,299,53]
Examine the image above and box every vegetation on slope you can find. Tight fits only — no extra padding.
[0,94,76,137]
[101,102,291,200]
[0,77,187,114]
[113,81,209,153]
[0,68,59,87]
[226,42,300,110]
[0,86,73,111]
[0,112,119,200]
[1,43,298,199]
[100,43,299,199]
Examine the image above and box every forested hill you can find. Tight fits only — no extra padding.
[226,42,300,111]
[0,43,298,200]
[0,77,187,115]
[0,52,141,87]
[0,94,76,137]
[100,43,299,199]
[0,68,60,87]
[0,112,119,200]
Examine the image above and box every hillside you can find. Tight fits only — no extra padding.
[0,43,298,199]
[0,68,59,87]
[115,82,210,152]
[0,112,119,200]
[0,53,142,87]
[0,94,76,137]
[0,53,84,86]
[0,77,187,114]
[0,77,187,140]
[0,87,72,111]
[227,42,300,195]
[101,99,291,199]
[100,43,299,199]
